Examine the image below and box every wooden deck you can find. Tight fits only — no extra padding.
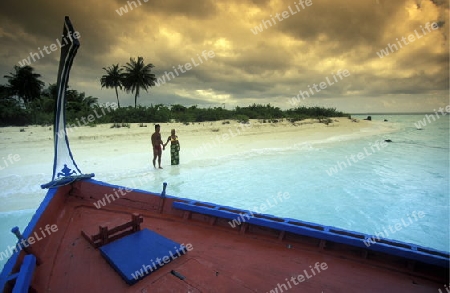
[35,205,445,292]
[3,180,448,292]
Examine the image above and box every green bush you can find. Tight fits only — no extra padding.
[234,114,249,123]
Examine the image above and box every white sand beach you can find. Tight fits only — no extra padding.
[0,118,396,179]
[0,117,395,211]
[0,118,396,168]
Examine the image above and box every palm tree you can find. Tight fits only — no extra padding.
[100,64,123,108]
[3,65,44,108]
[66,89,98,112]
[122,57,156,108]
[0,85,9,100]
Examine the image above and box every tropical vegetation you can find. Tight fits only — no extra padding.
[100,56,156,108]
[100,64,124,108]
[0,64,350,126]
[121,57,156,108]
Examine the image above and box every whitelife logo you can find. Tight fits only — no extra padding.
[376,22,439,58]
[18,31,81,66]
[288,69,350,106]
[413,105,450,129]
[266,262,328,293]
[130,243,193,280]
[363,211,425,248]
[250,0,313,35]
[0,154,21,170]
[153,50,215,86]
[0,224,58,261]
[116,0,148,16]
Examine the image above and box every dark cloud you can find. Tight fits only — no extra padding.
[0,0,448,112]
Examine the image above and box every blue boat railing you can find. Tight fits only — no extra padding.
[172,199,449,268]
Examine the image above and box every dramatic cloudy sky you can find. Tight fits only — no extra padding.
[0,0,448,113]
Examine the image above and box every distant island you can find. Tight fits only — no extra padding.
[0,64,350,126]
[0,97,350,127]
[351,112,450,115]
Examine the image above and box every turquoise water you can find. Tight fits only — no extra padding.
[1,114,449,270]
[111,114,449,252]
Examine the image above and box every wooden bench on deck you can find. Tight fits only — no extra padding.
[81,213,187,285]
[81,213,143,248]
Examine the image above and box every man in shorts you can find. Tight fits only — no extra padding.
[151,124,165,169]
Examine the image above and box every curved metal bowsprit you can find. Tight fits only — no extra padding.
[41,16,94,189]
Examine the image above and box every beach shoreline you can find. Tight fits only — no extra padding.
[0,117,397,195]
[0,117,395,156]
[0,118,397,171]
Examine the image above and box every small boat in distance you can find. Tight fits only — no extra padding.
[0,17,448,293]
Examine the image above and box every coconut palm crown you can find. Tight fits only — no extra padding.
[4,65,44,108]
[122,57,156,108]
[100,64,124,108]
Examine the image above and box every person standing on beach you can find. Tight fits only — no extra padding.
[151,124,165,169]
[164,129,180,165]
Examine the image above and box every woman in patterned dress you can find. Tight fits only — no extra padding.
[164,129,180,165]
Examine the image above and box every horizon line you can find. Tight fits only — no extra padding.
[350,112,450,115]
